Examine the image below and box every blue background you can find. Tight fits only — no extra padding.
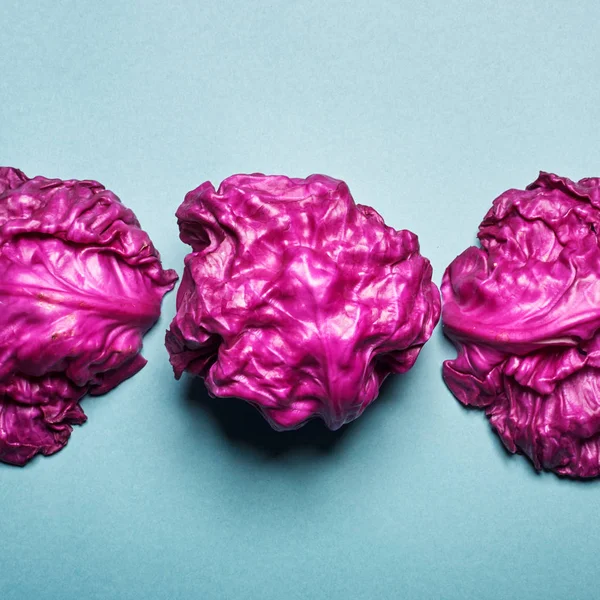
[2,2,600,599]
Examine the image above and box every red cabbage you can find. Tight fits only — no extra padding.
[0,167,178,465]
[443,172,600,478]
[166,174,440,430]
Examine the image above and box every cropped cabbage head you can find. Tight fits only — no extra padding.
[0,167,177,465]
[166,174,440,430]
[443,172,600,478]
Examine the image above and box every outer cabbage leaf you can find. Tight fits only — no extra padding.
[166,173,440,430]
[0,167,178,465]
[443,172,600,478]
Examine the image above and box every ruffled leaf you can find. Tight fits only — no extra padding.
[167,174,440,430]
[0,167,178,465]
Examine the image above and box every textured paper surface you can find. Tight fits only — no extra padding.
[2,1,600,599]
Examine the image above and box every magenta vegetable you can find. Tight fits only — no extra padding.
[0,167,177,466]
[443,172,600,478]
[166,173,440,430]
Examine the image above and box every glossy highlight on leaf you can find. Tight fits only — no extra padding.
[0,167,178,466]
[443,172,600,478]
[166,173,440,430]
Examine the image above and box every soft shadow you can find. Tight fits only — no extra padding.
[437,323,457,358]
[181,363,416,459]
[183,376,352,457]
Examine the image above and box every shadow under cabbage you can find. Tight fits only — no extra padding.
[182,371,404,459]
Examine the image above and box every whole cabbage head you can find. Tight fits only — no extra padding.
[443,172,600,478]
[166,173,440,430]
[0,167,178,466]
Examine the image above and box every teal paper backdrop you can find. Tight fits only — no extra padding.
[1,1,600,599]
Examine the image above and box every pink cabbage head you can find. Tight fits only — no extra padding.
[0,167,178,466]
[443,172,600,478]
[166,173,440,430]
